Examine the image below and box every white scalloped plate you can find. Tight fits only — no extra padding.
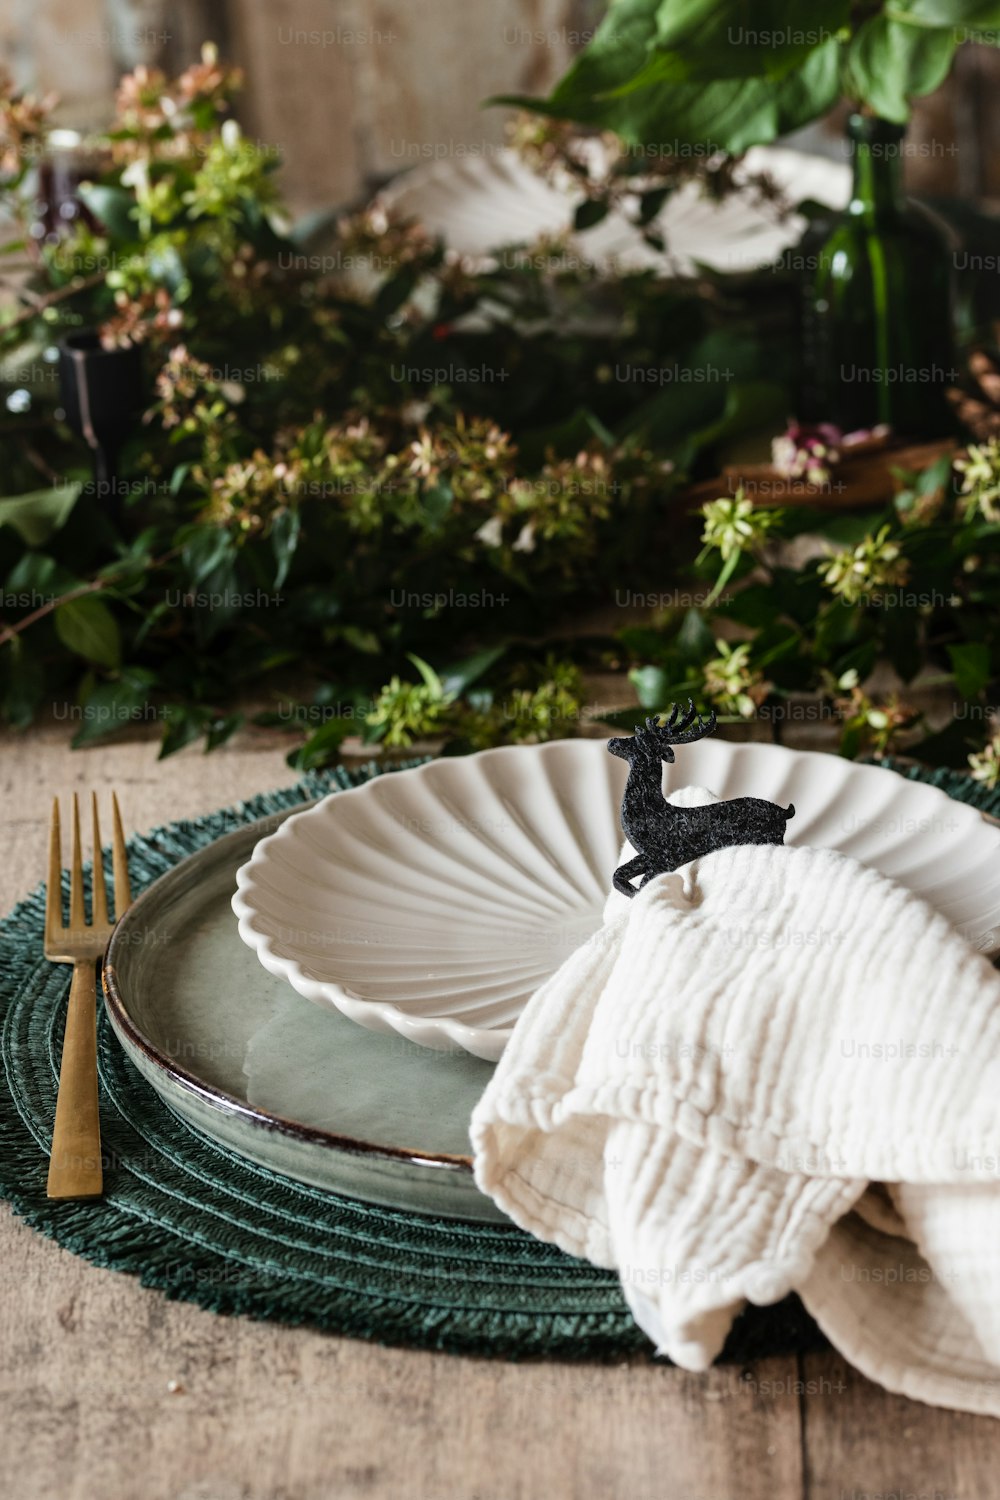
[232,741,1000,1062]
[379,145,851,277]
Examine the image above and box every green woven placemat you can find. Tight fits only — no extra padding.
[1,756,995,1362]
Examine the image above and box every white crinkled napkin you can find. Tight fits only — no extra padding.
[470,787,1000,1413]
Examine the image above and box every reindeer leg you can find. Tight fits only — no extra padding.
[612,855,647,898]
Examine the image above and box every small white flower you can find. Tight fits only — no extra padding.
[120,159,149,194]
[512,521,536,553]
[401,400,431,426]
[476,516,503,548]
[221,118,242,151]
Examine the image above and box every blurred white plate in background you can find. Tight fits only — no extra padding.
[379,145,851,277]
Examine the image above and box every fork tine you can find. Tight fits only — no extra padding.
[91,793,109,926]
[69,793,85,930]
[45,798,63,945]
[111,792,130,919]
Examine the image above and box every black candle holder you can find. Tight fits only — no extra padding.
[58,331,143,523]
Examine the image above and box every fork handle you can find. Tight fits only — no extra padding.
[47,958,103,1199]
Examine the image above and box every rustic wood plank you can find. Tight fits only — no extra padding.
[102,0,232,75]
[363,0,577,186]
[12,0,115,131]
[225,0,367,212]
[0,1203,806,1500]
[224,0,579,211]
[800,1350,1000,1500]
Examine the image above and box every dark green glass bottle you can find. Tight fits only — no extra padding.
[800,114,955,437]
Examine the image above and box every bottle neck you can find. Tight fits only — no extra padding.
[847,120,906,223]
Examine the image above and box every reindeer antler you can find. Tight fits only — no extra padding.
[646,700,717,746]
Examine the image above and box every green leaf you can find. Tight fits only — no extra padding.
[629,0,850,85]
[375,266,418,319]
[439,645,506,698]
[54,596,121,669]
[71,668,158,747]
[271,507,301,589]
[773,34,843,131]
[574,198,610,231]
[948,640,992,699]
[76,183,137,241]
[839,721,866,759]
[630,664,672,708]
[755,631,804,671]
[4,552,80,599]
[422,482,453,528]
[340,624,381,654]
[704,548,742,607]
[159,705,207,760]
[146,240,187,294]
[497,0,844,151]
[406,653,446,697]
[816,511,892,545]
[543,0,662,105]
[846,15,955,120]
[98,526,157,592]
[832,640,879,683]
[169,464,191,497]
[0,483,81,545]
[0,636,43,729]
[916,454,955,496]
[287,717,353,772]
[722,583,785,628]
[205,712,244,752]
[0,337,46,383]
[890,0,1000,26]
[689,380,788,453]
[675,607,716,663]
[132,599,171,650]
[585,410,617,447]
[181,526,238,587]
[637,186,671,224]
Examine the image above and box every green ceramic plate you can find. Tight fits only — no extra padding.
[102,811,504,1222]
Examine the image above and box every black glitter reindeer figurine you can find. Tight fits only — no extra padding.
[607,702,795,897]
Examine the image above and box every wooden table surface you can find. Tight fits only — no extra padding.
[2,721,997,1500]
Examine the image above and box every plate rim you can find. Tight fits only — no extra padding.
[102,812,477,1176]
[231,738,1000,1057]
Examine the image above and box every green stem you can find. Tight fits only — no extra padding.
[702,549,741,607]
[0,546,179,649]
[0,270,106,332]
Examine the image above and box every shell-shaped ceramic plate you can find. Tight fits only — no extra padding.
[232,741,1000,1061]
[379,145,851,277]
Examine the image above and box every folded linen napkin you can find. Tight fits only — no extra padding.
[470,788,1000,1413]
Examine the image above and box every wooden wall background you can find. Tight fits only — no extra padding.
[2,0,998,213]
[1,0,592,211]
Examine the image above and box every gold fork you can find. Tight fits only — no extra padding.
[45,792,130,1199]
